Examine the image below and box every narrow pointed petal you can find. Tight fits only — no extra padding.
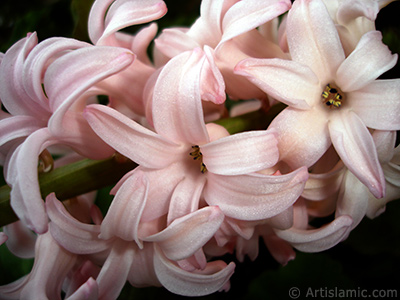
[335,171,369,230]
[144,206,224,261]
[7,128,57,234]
[275,215,353,252]
[268,107,331,168]
[329,111,385,198]
[46,46,135,134]
[96,239,134,300]
[167,176,206,224]
[154,245,236,297]
[204,167,308,220]
[46,193,114,254]
[235,58,318,109]
[22,37,90,105]
[201,129,279,175]
[302,167,345,201]
[84,104,184,168]
[348,79,400,130]
[0,116,44,147]
[152,49,209,145]
[66,278,98,300]
[154,28,199,59]
[287,0,345,82]
[89,0,167,45]
[336,31,398,92]
[99,171,148,248]
[220,0,291,45]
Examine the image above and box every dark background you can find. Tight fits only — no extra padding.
[0,0,399,299]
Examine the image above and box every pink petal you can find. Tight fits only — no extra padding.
[88,0,167,45]
[84,104,184,168]
[220,0,291,45]
[201,129,279,175]
[329,111,386,198]
[268,107,331,168]
[22,37,91,106]
[336,0,379,24]
[275,215,353,252]
[348,79,400,130]
[302,167,345,201]
[234,58,318,109]
[99,171,148,248]
[46,46,135,134]
[287,0,345,82]
[0,115,44,147]
[372,130,396,164]
[0,232,7,245]
[144,206,224,261]
[96,239,134,300]
[152,49,209,145]
[336,31,398,92]
[153,245,236,297]
[19,232,77,300]
[0,33,49,118]
[7,128,58,234]
[154,28,199,60]
[167,176,206,224]
[46,193,114,254]
[3,221,36,258]
[204,167,308,220]
[335,171,370,230]
[65,278,98,300]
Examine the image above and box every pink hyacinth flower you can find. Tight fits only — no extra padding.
[234,0,400,199]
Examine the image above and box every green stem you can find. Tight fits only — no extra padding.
[0,155,137,227]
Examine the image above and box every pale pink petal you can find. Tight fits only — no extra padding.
[234,58,318,109]
[144,206,224,261]
[220,0,291,45]
[201,129,279,175]
[336,31,398,92]
[19,232,77,300]
[65,278,98,300]
[372,130,396,163]
[154,28,199,60]
[287,0,345,82]
[0,232,7,245]
[152,49,209,145]
[204,167,308,220]
[46,193,114,254]
[275,215,353,252]
[154,245,236,297]
[127,243,160,287]
[329,111,385,198]
[46,46,135,134]
[3,221,36,258]
[200,46,226,104]
[336,0,378,24]
[0,276,26,299]
[0,33,48,118]
[263,232,296,265]
[96,239,134,300]
[0,115,44,147]
[335,171,370,230]
[348,79,400,130]
[22,37,90,105]
[7,128,58,234]
[302,166,345,201]
[167,176,206,224]
[99,171,148,248]
[186,0,224,47]
[88,0,167,45]
[268,107,331,168]
[84,104,184,168]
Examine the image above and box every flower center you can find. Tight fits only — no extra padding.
[321,84,343,109]
[189,145,207,174]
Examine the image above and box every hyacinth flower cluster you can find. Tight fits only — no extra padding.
[0,0,399,299]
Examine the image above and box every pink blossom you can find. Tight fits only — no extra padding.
[234,0,400,198]
[0,33,134,233]
[84,49,308,224]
